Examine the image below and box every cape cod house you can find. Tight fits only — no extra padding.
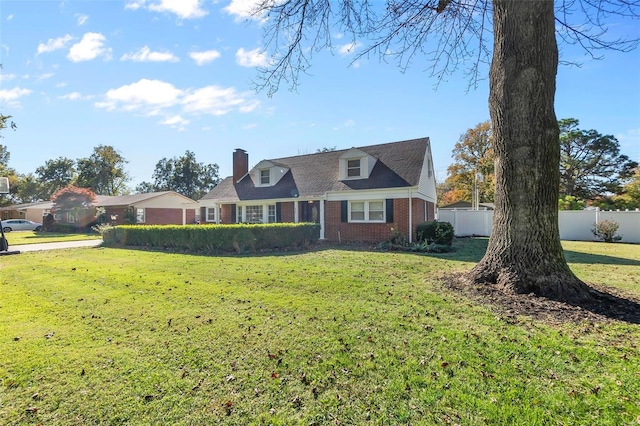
[198,138,437,243]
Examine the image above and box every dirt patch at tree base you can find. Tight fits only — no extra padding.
[441,272,640,325]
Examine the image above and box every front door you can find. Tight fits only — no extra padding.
[300,201,320,223]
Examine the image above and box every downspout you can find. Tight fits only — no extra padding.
[319,196,326,240]
[408,189,413,243]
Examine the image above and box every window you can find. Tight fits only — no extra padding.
[260,169,270,185]
[347,159,361,178]
[349,200,385,222]
[67,212,76,223]
[245,205,263,223]
[268,205,276,223]
[136,208,145,223]
[206,207,216,222]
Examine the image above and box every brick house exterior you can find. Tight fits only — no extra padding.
[100,192,199,226]
[199,138,437,243]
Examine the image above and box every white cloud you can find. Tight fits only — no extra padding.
[162,115,190,128]
[96,79,260,126]
[37,34,74,55]
[7,14,13,21]
[37,73,55,81]
[189,50,221,66]
[224,0,263,20]
[121,46,179,63]
[58,91,93,101]
[67,32,112,62]
[0,87,32,106]
[126,0,207,19]
[236,47,268,68]
[182,86,248,116]
[96,79,182,111]
[337,42,361,56]
[76,14,89,25]
[124,0,145,10]
[0,73,16,82]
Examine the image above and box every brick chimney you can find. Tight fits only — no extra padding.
[233,148,248,184]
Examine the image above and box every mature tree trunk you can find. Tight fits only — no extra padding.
[468,0,592,302]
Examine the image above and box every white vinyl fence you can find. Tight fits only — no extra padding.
[437,209,640,243]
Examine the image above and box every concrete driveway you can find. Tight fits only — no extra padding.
[8,239,103,252]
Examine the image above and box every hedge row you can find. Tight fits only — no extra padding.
[101,223,321,254]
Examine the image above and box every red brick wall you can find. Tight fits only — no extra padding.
[324,198,432,243]
[186,209,196,224]
[220,205,234,224]
[280,202,295,222]
[145,208,182,225]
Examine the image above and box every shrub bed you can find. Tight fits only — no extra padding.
[100,223,320,254]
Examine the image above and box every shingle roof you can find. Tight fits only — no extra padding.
[201,137,429,202]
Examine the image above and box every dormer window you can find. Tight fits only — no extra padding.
[260,169,270,185]
[347,159,361,178]
[254,160,289,187]
[339,148,377,180]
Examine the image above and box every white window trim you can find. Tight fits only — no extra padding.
[205,207,217,222]
[348,200,386,223]
[136,208,145,224]
[346,158,362,178]
[259,169,271,185]
[237,203,277,223]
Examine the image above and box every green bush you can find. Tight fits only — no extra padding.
[101,223,320,254]
[415,220,454,246]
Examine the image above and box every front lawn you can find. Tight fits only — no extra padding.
[3,231,102,246]
[1,239,638,425]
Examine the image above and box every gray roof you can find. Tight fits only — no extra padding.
[201,137,429,202]
[96,191,196,206]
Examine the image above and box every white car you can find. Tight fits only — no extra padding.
[1,219,43,232]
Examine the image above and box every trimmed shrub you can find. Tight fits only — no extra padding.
[101,223,321,254]
[592,220,622,243]
[415,220,454,246]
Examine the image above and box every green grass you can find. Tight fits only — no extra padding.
[1,239,638,425]
[3,231,102,246]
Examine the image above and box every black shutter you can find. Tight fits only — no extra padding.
[200,207,206,223]
[276,202,282,222]
[386,199,394,223]
[341,200,348,223]
[231,204,236,223]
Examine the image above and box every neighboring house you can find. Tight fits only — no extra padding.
[0,191,198,227]
[0,201,51,221]
[438,201,495,211]
[100,192,199,226]
[198,138,437,243]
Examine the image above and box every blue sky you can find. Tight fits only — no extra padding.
[0,0,639,191]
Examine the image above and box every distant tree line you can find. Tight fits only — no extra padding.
[0,143,220,206]
[439,119,639,210]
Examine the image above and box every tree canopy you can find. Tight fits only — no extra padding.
[76,145,130,196]
[559,118,638,200]
[442,119,637,208]
[136,151,220,200]
[442,121,495,206]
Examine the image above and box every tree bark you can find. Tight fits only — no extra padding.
[468,0,592,302]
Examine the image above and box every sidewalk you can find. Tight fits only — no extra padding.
[9,239,103,252]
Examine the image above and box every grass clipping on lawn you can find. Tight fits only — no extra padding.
[0,239,639,425]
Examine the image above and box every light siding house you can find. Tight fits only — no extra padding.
[198,138,437,243]
[1,191,198,227]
